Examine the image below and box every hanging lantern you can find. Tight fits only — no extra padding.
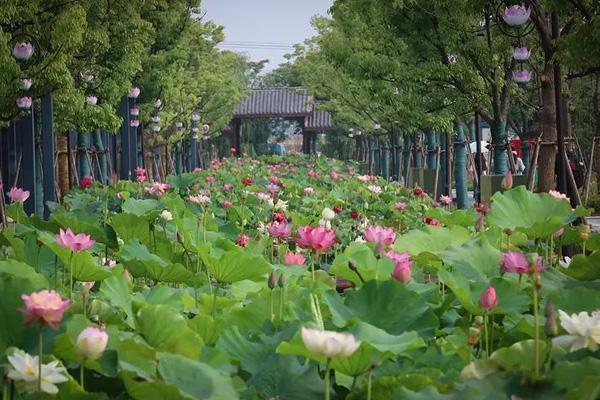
[446,53,458,64]
[175,121,183,129]
[130,119,140,128]
[128,86,140,98]
[13,42,34,61]
[16,96,32,110]
[192,127,199,133]
[502,5,531,27]
[513,46,531,62]
[22,78,32,91]
[154,99,162,108]
[151,115,161,123]
[203,124,210,134]
[86,96,98,106]
[130,107,140,116]
[513,70,533,85]
[192,113,201,122]
[152,125,161,133]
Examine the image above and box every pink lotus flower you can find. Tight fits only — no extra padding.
[55,228,95,252]
[502,5,531,26]
[188,194,210,205]
[385,249,411,265]
[513,70,533,84]
[76,326,108,360]
[230,147,237,155]
[363,226,396,246]
[223,183,233,191]
[266,183,280,194]
[8,187,30,203]
[16,96,32,110]
[268,222,292,239]
[391,260,412,283]
[86,96,98,106]
[22,78,32,90]
[13,42,34,61]
[549,190,570,202]
[236,232,250,247]
[18,290,71,329]
[205,176,216,185]
[553,227,564,238]
[439,195,452,206]
[513,46,531,62]
[269,175,280,184]
[284,251,306,266]
[501,251,544,274]
[479,285,498,309]
[222,199,232,208]
[296,226,336,252]
[130,119,140,128]
[395,201,407,210]
[128,87,140,98]
[501,170,513,189]
[307,170,318,178]
[330,171,344,180]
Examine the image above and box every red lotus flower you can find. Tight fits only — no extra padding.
[350,211,360,220]
[413,187,426,197]
[273,212,286,223]
[80,175,93,189]
[423,216,441,226]
[474,203,490,215]
[242,177,253,186]
[236,233,250,247]
[18,290,71,329]
[333,206,342,214]
[296,226,336,252]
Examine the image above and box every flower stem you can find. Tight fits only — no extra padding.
[68,251,74,300]
[324,359,331,400]
[269,289,274,322]
[211,286,218,317]
[311,255,316,282]
[532,276,540,379]
[367,369,373,400]
[483,313,489,359]
[38,325,43,393]
[279,287,284,321]
[80,362,85,390]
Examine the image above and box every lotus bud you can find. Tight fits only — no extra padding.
[277,273,285,288]
[13,42,34,61]
[76,326,108,360]
[474,315,484,326]
[22,78,32,91]
[578,225,591,241]
[501,170,513,190]
[348,260,357,271]
[16,96,32,110]
[268,271,276,289]
[553,227,564,238]
[479,285,498,310]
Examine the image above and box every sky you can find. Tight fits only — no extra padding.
[202,0,333,71]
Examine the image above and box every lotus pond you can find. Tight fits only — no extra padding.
[1,155,600,399]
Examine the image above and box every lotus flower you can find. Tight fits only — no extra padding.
[222,199,232,208]
[128,86,140,98]
[296,225,336,252]
[22,78,32,91]
[413,187,426,197]
[130,107,140,116]
[55,228,95,252]
[18,290,71,329]
[8,187,30,203]
[188,194,210,204]
[7,350,69,394]
[363,226,396,246]
[223,183,233,191]
[501,251,544,274]
[301,327,361,358]
[13,42,34,61]
[284,251,306,266]
[303,187,315,196]
[130,119,139,128]
[86,96,97,106]
[439,195,452,206]
[391,260,412,283]
[230,147,237,155]
[513,70,533,84]
[502,5,531,26]
[76,327,108,360]
[549,190,570,202]
[236,232,250,247]
[552,310,600,352]
[16,96,32,110]
[367,185,382,194]
[513,46,531,62]
[268,221,292,239]
[479,285,498,309]
[160,210,173,221]
[192,113,201,121]
[266,183,280,194]
[395,201,408,210]
[203,124,210,134]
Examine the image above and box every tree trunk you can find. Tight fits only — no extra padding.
[57,135,69,199]
[77,133,91,182]
[594,75,600,194]
[491,120,508,175]
[426,129,437,169]
[454,121,468,208]
[538,64,558,192]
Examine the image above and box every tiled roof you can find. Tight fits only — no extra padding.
[235,88,313,118]
[305,102,335,131]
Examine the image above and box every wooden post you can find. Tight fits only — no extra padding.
[445,132,452,196]
[119,97,131,179]
[584,138,597,204]
[41,96,55,218]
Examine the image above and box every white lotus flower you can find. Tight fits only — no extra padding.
[7,349,69,394]
[274,199,288,211]
[301,327,361,358]
[552,310,600,352]
[160,210,173,221]
[559,256,571,269]
[321,208,335,221]
[367,185,382,194]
